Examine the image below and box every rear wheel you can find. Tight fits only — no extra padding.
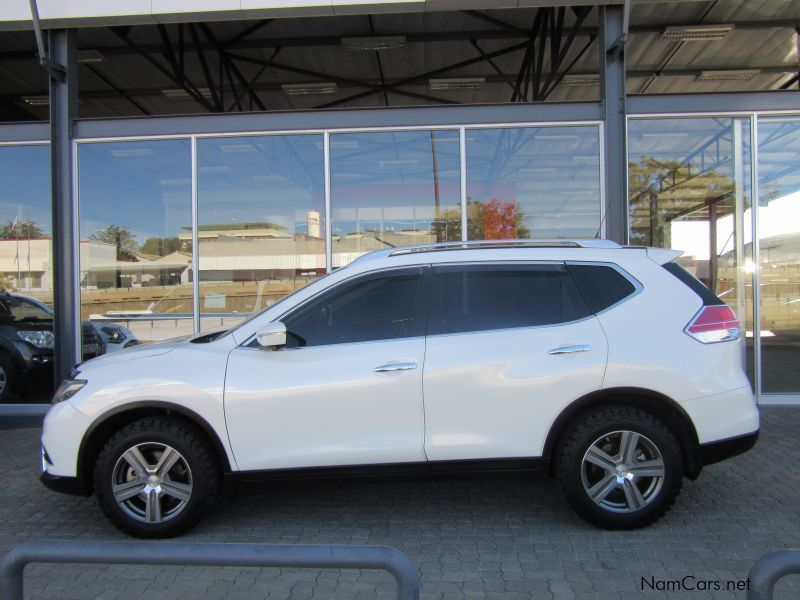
[94,417,220,538]
[555,405,683,529]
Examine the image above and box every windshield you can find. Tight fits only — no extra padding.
[0,294,54,323]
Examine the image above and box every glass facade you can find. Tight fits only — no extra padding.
[628,117,756,385]
[466,126,602,239]
[3,109,800,403]
[331,130,462,265]
[197,134,324,331]
[0,145,51,293]
[78,139,193,352]
[757,118,800,393]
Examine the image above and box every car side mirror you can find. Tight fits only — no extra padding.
[255,322,287,349]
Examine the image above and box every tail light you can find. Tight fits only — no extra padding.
[685,305,741,344]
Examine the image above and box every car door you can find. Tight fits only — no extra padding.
[422,262,608,461]
[224,267,429,471]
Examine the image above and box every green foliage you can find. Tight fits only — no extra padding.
[0,219,47,240]
[89,224,139,261]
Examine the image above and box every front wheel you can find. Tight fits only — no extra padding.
[555,406,683,529]
[94,417,221,538]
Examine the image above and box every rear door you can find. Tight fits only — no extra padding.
[422,263,608,461]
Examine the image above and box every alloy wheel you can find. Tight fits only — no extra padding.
[580,430,665,513]
[111,442,193,524]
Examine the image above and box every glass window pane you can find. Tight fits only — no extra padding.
[283,268,426,347]
[466,126,601,239]
[330,130,461,268]
[567,264,636,313]
[197,134,325,331]
[628,117,755,387]
[757,117,800,394]
[429,265,589,335]
[0,144,52,402]
[78,140,192,353]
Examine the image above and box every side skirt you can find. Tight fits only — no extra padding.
[228,457,550,485]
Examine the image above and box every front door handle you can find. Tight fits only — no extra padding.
[374,361,417,373]
[548,344,591,355]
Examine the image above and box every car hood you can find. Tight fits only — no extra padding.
[76,333,198,372]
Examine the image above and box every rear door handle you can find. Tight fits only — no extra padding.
[548,344,591,355]
[374,361,417,373]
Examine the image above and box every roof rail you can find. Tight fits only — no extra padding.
[387,239,622,256]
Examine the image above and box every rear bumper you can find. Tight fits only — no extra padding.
[39,471,90,497]
[697,430,759,467]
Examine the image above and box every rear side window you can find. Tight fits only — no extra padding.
[428,264,591,335]
[662,262,724,306]
[567,264,637,313]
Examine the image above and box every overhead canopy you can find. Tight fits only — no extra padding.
[0,0,798,122]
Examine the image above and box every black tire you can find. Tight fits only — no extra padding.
[0,351,18,402]
[555,405,683,529]
[94,417,221,538]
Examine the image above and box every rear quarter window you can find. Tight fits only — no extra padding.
[567,264,637,314]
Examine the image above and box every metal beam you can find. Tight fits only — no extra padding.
[599,4,628,243]
[48,29,80,385]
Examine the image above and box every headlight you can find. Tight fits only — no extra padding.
[17,330,55,349]
[101,326,126,343]
[52,379,87,404]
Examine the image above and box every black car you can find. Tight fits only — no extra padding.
[0,292,104,402]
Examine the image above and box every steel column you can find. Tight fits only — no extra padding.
[599,5,628,243]
[48,29,81,385]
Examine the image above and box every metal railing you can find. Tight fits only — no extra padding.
[0,540,420,600]
[748,549,800,600]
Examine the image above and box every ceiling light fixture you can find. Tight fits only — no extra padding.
[696,69,760,81]
[281,82,338,96]
[562,74,600,86]
[429,77,485,90]
[21,95,49,106]
[341,36,407,51]
[78,49,104,64]
[661,24,734,42]
[162,87,213,100]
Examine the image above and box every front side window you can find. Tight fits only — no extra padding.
[428,264,590,336]
[282,268,426,347]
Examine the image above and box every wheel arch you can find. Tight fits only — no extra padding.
[76,401,233,495]
[543,387,702,478]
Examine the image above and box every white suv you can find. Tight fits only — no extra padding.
[41,240,759,538]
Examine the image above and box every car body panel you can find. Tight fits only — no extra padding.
[423,317,609,460]
[224,337,427,470]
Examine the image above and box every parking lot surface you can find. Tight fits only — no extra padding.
[2,406,799,599]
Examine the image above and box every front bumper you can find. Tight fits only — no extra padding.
[39,471,90,496]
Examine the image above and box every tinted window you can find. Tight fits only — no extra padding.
[567,264,636,313]
[428,265,590,335]
[662,262,724,306]
[283,268,426,347]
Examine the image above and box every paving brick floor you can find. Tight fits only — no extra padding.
[2,406,799,599]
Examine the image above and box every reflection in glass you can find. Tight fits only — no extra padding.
[757,118,800,393]
[0,145,51,292]
[330,130,461,267]
[197,134,324,330]
[0,144,52,402]
[628,117,755,385]
[466,126,601,239]
[78,140,193,351]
